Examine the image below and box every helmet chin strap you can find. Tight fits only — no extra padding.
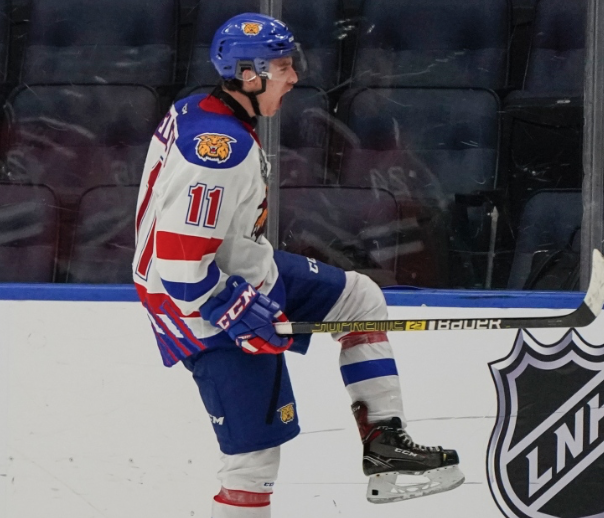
[239,75,267,117]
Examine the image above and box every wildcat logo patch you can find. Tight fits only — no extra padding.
[487,330,604,518]
[278,403,295,424]
[195,133,236,163]
[241,22,262,36]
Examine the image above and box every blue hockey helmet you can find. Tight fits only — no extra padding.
[210,13,305,80]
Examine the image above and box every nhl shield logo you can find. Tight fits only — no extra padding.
[487,330,604,518]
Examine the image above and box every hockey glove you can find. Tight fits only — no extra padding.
[201,276,293,355]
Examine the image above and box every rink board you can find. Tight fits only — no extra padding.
[0,287,603,518]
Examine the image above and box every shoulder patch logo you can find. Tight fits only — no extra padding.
[241,22,262,35]
[487,330,604,518]
[278,403,295,424]
[195,133,237,163]
[252,191,268,241]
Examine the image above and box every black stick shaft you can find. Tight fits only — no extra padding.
[284,302,595,334]
[274,250,604,336]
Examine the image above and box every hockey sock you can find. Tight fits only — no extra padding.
[212,488,270,518]
[339,332,406,425]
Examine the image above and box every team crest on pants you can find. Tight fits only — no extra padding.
[278,403,295,424]
[195,133,236,163]
[487,330,604,518]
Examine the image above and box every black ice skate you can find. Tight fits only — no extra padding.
[353,402,465,503]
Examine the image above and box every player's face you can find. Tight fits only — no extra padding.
[258,57,298,117]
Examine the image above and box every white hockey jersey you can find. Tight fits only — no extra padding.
[133,93,279,366]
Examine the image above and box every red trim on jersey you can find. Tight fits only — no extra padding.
[161,301,206,350]
[150,310,193,356]
[199,94,261,147]
[214,488,271,507]
[154,328,180,364]
[135,283,201,318]
[199,95,233,116]
[136,220,156,278]
[242,121,261,146]
[136,159,162,233]
[339,332,389,350]
[156,231,222,261]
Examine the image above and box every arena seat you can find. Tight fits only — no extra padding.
[515,0,586,99]
[4,84,161,280]
[335,87,502,288]
[0,183,58,282]
[5,85,161,205]
[186,0,261,87]
[0,0,9,85]
[0,0,11,114]
[507,189,582,290]
[279,185,449,287]
[281,1,341,90]
[67,185,139,284]
[500,0,586,227]
[21,0,178,85]
[352,0,510,88]
[279,87,331,185]
[279,186,401,286]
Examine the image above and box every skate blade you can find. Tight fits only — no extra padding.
[366,465,465,504]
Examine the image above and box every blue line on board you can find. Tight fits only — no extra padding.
[0,284,140,302]
[0,283,584,309]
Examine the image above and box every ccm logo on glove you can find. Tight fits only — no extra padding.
[216,285,256,330]
[201,276,293,354]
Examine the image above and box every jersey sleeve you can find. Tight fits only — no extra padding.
[152,132,262,316]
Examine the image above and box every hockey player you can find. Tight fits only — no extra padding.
[132,12,464,518]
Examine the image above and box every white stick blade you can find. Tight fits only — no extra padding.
[584,249,604,318]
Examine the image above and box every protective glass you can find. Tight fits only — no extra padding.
[0,3,596,295]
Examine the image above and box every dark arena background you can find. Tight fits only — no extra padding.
[0,1,603,517]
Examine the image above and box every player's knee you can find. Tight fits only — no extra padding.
[347,271,388,319]
[338,272,389,349]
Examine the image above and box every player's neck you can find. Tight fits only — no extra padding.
[220,86,257,118]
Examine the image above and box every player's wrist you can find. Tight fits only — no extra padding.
[200,275,292,354]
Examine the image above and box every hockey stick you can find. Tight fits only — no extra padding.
[275,249,604,335]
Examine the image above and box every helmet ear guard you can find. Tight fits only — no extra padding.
[230,61,267,117]
[235,60,260,81]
